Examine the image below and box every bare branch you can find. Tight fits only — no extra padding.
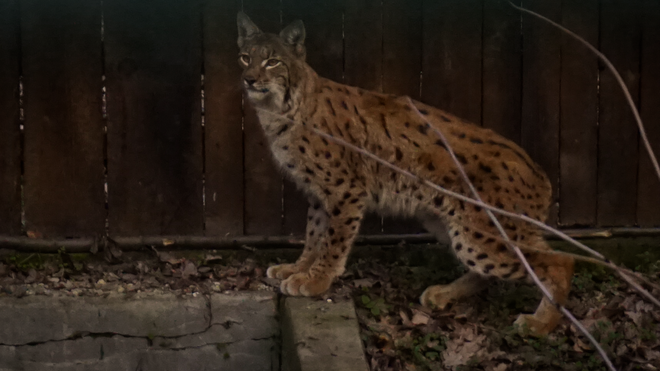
[257,105,658,370]
[447,216,660,297]
[509,1,660,186]
[509,0,660,337]
[405,100,617,371]
[259,107,659,306]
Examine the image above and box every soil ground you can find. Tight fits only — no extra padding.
[0,237,659,371]
[340,240,660,371]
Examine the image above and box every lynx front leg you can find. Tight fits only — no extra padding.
[267,198,328,280]
[280,197,365,296]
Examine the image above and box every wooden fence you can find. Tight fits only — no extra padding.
[0,0,658,240]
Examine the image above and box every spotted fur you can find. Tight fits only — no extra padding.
[236,13,574,336]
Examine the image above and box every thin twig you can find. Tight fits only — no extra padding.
[258,105,660,371]
[259,107,660,311]
[320,125,614,369]
[510,0,660,337]
[405,100,617,371]
[326,121,660,308]
[446,215,660,295]
[509,1,660,185]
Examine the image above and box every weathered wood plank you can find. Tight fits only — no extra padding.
[637,0,660,226]
[422,0,483,124]
[242,0,284,235]
[597,0,641,227]
[559,0,599,227]
[382,0,422,98]
[344,0,382,92]
[482,0,522,144]
[105,0,203,235]
[381,0,424,234]
[281,0,344,235]
[342,0,385,234]
[520,0,561,226]
[204,0,245,236]
[22,0,105,237]
[0,0,21,235]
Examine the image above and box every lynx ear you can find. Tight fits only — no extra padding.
[279,20,305,49]
[237,12,261,47]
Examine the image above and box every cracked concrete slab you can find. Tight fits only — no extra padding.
[0,292,210,344]
[0,335,278,371]
[0,291,279,371]
[281,297,369,371]
[154,291,278,349]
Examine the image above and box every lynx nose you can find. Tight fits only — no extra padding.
[244,76,257,86]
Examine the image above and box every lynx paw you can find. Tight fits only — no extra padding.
[280,272,333,296]
[420,285,458,310]
[266,263,300,280]
[513,314,556,337]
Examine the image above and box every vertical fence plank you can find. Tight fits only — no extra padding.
[281,0,344,235]
[204,0,245,236]
[343,0,385,234]
[422,0,483,125]
[105,0,203,236]
[345,0,382,92]
[381,0,425,234]
[382,0,422,98]
[597,0,641,227]
[22,0,105,237]
[0,0,21,235]
[520,0,561,226]
[637,0,660,226]
[559,0,599,227]
[482,0,522,144]
[283,0,344,83]
[242,0,284,235]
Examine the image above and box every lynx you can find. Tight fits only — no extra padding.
[236,13,574,336]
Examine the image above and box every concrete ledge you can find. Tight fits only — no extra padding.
[281,297,369,371]
[0,291,279,371]
[0,292,210,344]
[0,290,371,371]
[0,336,278,371]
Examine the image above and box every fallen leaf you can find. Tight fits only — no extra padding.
[442,326,506,368]
[157,252,181,266]
[645,349,660,362]
[204,255,223,263]
[181,261,198,279]
[411,310,430,326]
[399,310,413,327]
[26,230,42,239]
[24,269,38,284]
[625,311,644,327]
[353,278,376,288]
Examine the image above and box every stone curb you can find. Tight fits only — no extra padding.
[0,291,370,371]
[0,291,279,371]
[281,297,369,371]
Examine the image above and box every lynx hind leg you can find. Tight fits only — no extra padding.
[420,271,487,310]
[419,216,488,309]
[514,242,574,336]
[267,199,328,280]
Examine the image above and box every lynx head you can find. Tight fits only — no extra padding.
[237,12,308,113]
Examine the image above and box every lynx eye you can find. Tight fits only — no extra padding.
[239,54,251,65]
[265,59,281,68]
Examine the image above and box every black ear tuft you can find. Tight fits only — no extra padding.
[279,20,305,47]
[237,12,261,47]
